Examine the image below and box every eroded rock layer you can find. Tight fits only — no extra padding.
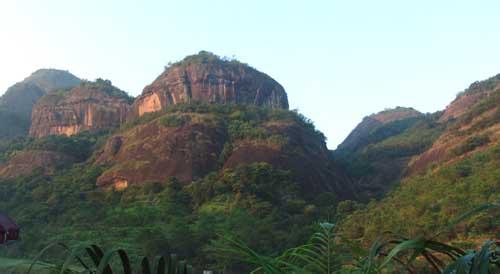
[132,51,289,117]
[29,81,131,138]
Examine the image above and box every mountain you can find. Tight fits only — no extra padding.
[0,69,81,119]
[132,51,288,117]
[333,107,443,198]
[0,55,497,271]
[409,74,500,174]
[0,69,81,139]
[338,74,499,242]
[0,54,353,269]
[336,107,423,153]
[95,104,353,198]
[29,79,132,138]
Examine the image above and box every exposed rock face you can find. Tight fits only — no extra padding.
[132,51,288,117]
[337,107,422,152]
[29,81,131,138]
[0,150,76,178]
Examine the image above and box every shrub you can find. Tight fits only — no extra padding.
[452,134,491,156]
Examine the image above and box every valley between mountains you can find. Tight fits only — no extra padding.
[0,51,498,272]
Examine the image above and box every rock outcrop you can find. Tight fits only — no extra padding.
[132,51,288,117]
[29,80,132,138]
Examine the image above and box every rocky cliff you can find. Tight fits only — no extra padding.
[132,51,288,117]
[29,79,132,138]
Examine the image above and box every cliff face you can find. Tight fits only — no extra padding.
[95,106,353,198]
[132,51,288,117]
[29,80,132,138]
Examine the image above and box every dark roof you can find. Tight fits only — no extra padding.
[0,212,19,231]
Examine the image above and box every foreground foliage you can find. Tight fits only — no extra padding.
[218,217,499,273]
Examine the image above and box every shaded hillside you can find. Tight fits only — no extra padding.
[336,107,422,153]
[30,79,132,138]
[97,104,353,198]
[0,110,31,140]
[333,107,443,199]
[0,69,81,139]
[0,69,81,119]
[338,74,500,243]
[0,132,108,178]
[132,51,288,117]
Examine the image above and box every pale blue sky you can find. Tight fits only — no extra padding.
[1,0,499,148]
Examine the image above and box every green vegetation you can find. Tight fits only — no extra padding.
[339,144,500,242]
[456,73,500,98]
[364,117,443,159]
[159,114,193,127]
[452,134,491,156]
[1,244,193,274]
[80,78,134,103]
[450,90,500,135]
[0,109,31,140]
[0,91,496,273]
[5,205,497,274]
[334,114,444,198]
[123,103,325,152]
[165,51,250,71]
[0,161,330,272]
[0,131,109,163]
[220,216,499,273]
[38,78,134,105]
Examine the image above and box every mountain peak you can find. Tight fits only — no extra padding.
[23,68,81,93]
[368,107,421,123]
[132,52,289,117]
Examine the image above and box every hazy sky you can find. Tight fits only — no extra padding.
[1,0,499,148]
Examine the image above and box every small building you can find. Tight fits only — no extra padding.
[0,212,20,244]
